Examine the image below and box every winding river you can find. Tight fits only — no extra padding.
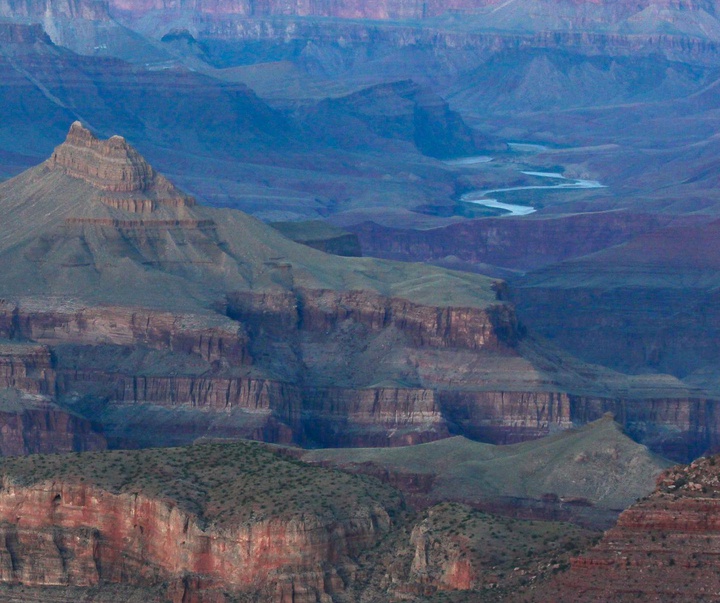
[459,169,605,217]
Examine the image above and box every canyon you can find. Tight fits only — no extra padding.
[1,2,720,600]
[0,419,661,602]
[0,123,716,463]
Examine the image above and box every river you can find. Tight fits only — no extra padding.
[460,170,605,217]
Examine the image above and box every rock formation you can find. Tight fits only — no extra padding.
[303,416,671,528]
[0,342,106,455]
[529,453,720,602]
[50,121,192,202]
[102,0,720,29]
[0,123,714,460]
[0,441,402,602]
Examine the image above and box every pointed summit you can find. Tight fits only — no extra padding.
[49,122,191,204]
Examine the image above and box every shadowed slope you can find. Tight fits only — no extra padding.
[303,415,671,516]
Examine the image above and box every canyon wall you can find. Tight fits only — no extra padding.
[536,455,720,602]
[0,301,251,366]
[109,0,483,19]
[438,391,573,443]
[0,296,717,459]
[229,288,518,351]
[0,481,392,601]
[105,0,719,23]
[0,343,105,455]
[0,344,54,395]
[191,20,720,64]
[350,213,686,272]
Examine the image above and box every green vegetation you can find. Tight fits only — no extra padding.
[304,416,671,510]
[1,441,402,527]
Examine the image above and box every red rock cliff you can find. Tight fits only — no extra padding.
[531,455,720,602]
[0,443,402,601]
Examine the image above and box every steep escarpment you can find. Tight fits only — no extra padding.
[0,301,251,366]
[529,454,720,602]
[0,441,402,601]
[513,218,720,379]
[0,342,105,455]
[350,213,690,272]
[299,80,486,159]
[104,0,720,37]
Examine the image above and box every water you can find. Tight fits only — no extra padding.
[463,198,537,216]
[461,171,605,217]
[443,156,494,166]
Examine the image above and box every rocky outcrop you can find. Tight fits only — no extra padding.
[49,122,194,207]
[302,387,448,447]
[0,301,250,366]
[0,443,402,601]
[439,391,573,444]
[229,288,518,351]
[533,455,720,602]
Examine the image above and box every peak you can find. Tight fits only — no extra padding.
[49,123,180,197]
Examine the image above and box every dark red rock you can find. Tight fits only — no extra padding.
[531,455,720,602]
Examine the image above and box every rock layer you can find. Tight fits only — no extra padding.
[0,443,402,601]
[533,454,720,602]
[50,122,194,209]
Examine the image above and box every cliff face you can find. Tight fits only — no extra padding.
[0,344,54,395]
[177,18,720,65]
[0,0,110,20]
[0,301,250,367]
[533,454,720,602]
[350,213,686,273]
[229,288,518,352]
[0,294,713,458]
[438,391,573,444]
[514,219,720,380]
[302,387,448,447]
[104,0,719,23]
[0,482,375,598]
[108,0,478,19]
[0,343,106,456]
[0,442,403,602]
